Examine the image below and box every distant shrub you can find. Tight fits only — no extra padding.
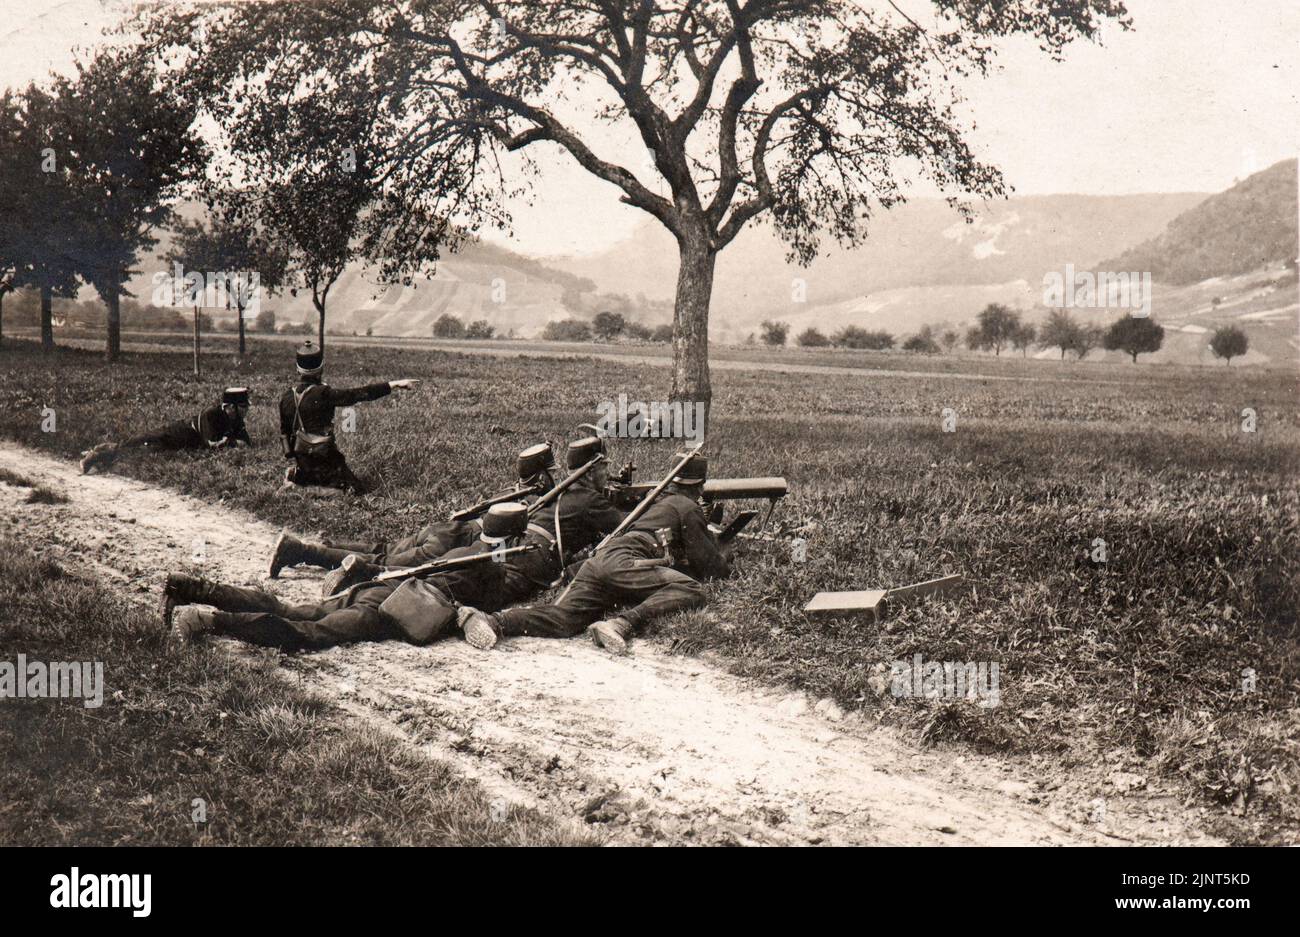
[542,319,592,342]
[465,319,495,339]
[432,314,465,338]
[623,322,652,341]
[277,321,312,335]
[760,320,789,346]
[797,327,830,347]
[650,324,674,343]
[592,311,626,341]
[902,326,940,354]
[833,325,893,350]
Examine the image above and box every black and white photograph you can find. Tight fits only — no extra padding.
[0,0,1295,908]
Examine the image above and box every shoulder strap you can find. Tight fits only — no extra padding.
[291,385,323,434]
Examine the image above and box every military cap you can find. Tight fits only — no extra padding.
[566,435,606,469]
[222,387,250,406]
[516,442,556,480]
[295,341,324,374]
[671,450,708,485]
[480,502,529,544]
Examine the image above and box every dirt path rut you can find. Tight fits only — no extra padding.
[0,441,1217,845]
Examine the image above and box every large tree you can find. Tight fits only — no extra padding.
[60,49,201,361]
[6,84,80,352]
[139,0,1129,418]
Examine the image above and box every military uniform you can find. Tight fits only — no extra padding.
[494,489,725,640]
[279,341,398,493]
[266,443,560,578]
[80,388,251,474]
[168,506,540,652]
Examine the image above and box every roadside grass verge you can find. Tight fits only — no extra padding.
[0,537,597,845]
[1,338,1296,842]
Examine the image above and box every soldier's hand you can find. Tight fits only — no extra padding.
[389,379,421,391]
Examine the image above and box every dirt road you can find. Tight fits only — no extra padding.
[0,441,1219,845]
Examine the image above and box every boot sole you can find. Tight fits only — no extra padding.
[267,531,288,579]
[590,627,629,656]
[463,619,499,651]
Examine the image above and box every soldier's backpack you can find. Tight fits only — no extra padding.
[378,578,458,645]
[291,385,334,458]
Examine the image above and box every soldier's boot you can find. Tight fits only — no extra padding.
[320,555,382,598]
[162,573,258,628]
[589,617,634,656]
[267,532,349,578]
[169,606,216,648]
[458,607,502,651]
[79,443,118,475]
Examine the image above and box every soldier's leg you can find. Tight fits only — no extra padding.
[611,566,708,631]
[208,582,397,651]
[377,521,467,567]
[495,559,614,639]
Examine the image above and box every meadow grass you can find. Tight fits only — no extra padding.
[1,337,1296,842]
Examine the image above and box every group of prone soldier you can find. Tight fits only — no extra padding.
[160,436,734,656]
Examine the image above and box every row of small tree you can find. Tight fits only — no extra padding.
[760,304,1251,364]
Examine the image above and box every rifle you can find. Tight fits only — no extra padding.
[553,443,704,601]
[324,543,542,600]
[450,483,544,523]
[592,442,705,554]
[526,454,604,517]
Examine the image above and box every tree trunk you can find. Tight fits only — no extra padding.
[237,302,246,360]
[193,305,201,378]
[0,290,5,346]
[317,304,326,351]
[105,291,121,362]
[671,235,716,433]
[40,282,53,353]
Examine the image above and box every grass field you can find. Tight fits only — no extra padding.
[1,336,1296,843]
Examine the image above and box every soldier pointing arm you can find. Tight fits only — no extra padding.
[278,341,419,494]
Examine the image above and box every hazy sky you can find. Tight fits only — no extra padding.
[1,0,1296,255]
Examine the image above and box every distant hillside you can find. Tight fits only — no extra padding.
[1102,159,1298,284]
[548,192,1207,336]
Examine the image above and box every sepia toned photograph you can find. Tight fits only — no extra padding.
[0,0,1295,906]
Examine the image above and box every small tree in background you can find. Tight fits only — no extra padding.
[465,319,495,340]
[966,303,1021,356]
[797,327,830,347]
[651,324,674,344]
[1103,315,1164,363]
[252,308,276,334]
[623,321,652,341]
[1209,325,1248,364]
[1011,322,1037,357]
[902,324,940,354]
[1069,324,1104,360]
[940,329,959,354]
[1038,309,1080,360]
[593,311,626,341]
[760,320,789,347]
[432,314,466,338]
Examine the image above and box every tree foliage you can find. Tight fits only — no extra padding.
[1103,315,1164,363]
[1209,325,1248,364]
[136,0,1128,414]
